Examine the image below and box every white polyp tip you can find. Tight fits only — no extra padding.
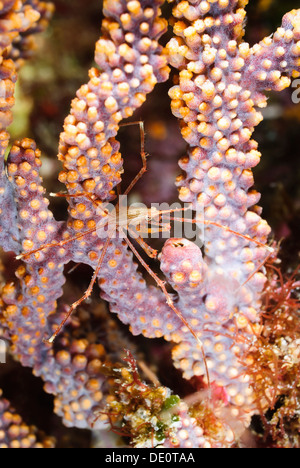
[49,192,57,197]
[267,246,275,253]
[16,254,23,260]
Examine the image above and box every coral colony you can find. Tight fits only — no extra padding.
[0,0,300,448]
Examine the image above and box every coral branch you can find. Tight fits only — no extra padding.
[0,388,55,448]
[0,131,19,251]
[37,301,136,429]
[0,0,53,250]
[243,9,300,92]
[58,0,169,213]
[160,0,299,418]
[1,139,67,366]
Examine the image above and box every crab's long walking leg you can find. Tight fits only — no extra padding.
[124,230,211,390]
[133,234,158,259]
[168,216,274,287]
[239,249,274,288]
[45,235,113,344]
[123,121,148,196]
[16,226,98,260]
[50,191,112,216]
[137,206,271,252]
[126,230,194,337]
[167,216,273,253]
[51,191,122,234]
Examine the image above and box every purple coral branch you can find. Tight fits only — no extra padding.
[162,0,300,418]
[243,9,300,92]
[0,388,55,448]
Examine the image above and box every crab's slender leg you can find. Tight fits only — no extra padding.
[239,249,274,288]
[45,235,113,343]
[122,121,148,196]
[50,191,112,215]
[168,216,274,252]
[16,226,98,260]
[124,229,211,391]
[132,234,158,258]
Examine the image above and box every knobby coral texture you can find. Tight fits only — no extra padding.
[0,388,55,448]
[0,0,299,448]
